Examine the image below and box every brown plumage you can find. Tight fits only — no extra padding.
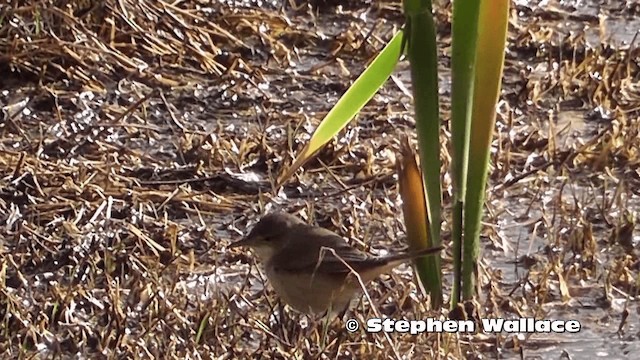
[229,212,442,315]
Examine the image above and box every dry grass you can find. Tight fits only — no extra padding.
[1,0,639,358]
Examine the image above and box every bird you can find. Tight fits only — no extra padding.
[229,212,442,315]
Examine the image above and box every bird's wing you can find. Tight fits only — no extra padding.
[271,225,386,276]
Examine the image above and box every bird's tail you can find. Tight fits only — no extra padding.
[384,245,444,264]
[357,245,444,283]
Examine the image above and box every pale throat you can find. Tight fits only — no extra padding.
[250,244,278,262]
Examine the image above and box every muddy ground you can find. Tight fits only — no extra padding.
[1,0,639,358]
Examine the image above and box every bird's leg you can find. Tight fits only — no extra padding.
[337,302,350,321]
[331,313,350,355]
[275,299,292,345]
[318,301,346,349]
[319,304,333,350]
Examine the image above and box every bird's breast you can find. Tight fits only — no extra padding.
[264,265,361,314]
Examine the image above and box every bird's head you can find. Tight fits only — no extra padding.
[228,212,304,261]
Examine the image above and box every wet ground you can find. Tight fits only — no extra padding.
[1,0,639,358]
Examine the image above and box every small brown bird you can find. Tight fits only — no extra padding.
[229,212,442,315]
